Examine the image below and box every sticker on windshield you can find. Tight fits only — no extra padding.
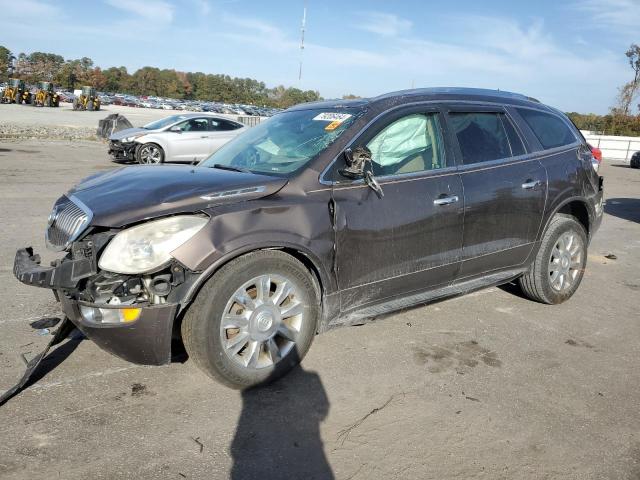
[312,112,352,122]
[324,120,343,131]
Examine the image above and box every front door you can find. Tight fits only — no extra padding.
[170,117,212,162]
[331,106,464,312]
[445,106,547,278]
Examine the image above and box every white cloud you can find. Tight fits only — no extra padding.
[104,0,174,23]
[574,0,640,36]
[0,0,57,17]
[356,12,412,37]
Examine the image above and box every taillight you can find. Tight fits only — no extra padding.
[590,145,602,163]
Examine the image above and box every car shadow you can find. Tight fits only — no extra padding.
[605,198,640,224]
[230,353,334,479]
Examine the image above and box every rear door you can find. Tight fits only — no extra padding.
[206,118,245,154]
[445,105,547,278]
[331,105,464,311]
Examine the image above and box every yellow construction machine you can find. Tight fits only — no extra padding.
[73,86,100,111]
[1,78,31,104]
[32,81,60,107]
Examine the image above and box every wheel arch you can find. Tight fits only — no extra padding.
[178,243,331,316]
[541,197,592,239]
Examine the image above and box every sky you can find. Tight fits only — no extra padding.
[0,0,638,113]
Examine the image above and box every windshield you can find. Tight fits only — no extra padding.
[144,115,188,130]
[200,108,360,175]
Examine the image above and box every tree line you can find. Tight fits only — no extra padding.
[2,45,640,134]
[0,47,322,108]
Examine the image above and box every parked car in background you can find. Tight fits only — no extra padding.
[108,113,246,164]
[631,150,640,168]
[15,88,604,389]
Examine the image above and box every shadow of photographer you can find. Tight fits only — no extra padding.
[230,357,333,480]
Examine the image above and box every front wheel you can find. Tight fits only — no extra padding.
[519,214,588,304]
[136,143,164,164]
[181,250,320,389]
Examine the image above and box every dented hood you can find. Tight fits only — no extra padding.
[68,165,287,227]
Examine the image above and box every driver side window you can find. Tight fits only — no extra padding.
[175,118,209,132]
[366,113,446,176]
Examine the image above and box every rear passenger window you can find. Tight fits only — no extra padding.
[516,109,576,149]
[210,119,243,131]
[449,112,516,164]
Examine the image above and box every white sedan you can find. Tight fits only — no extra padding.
[108,114,247,164]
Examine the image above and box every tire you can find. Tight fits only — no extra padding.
[631,153,640,169]
[87,100,94,111]
[136,143,165,164]
[519,214,588,304]
[73,99,79,110]
[181,250,320,389]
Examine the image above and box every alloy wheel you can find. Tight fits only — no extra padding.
[548,231,583,292]
[220,274,304,369]
[139,145,162,164]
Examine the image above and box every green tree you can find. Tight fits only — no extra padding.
[0,45,11,81]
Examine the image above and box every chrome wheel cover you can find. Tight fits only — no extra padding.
[139,145,161,164]
[220,274,304,369]
[548,231,583,292]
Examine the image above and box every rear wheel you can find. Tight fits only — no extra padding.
[519,214,587,304]
[136,143,164,164]
[181,250,320,389]
[87,99,94,111]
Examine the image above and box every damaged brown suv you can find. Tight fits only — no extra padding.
[14,88,604,388]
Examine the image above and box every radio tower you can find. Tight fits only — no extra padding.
[298,2,307,83]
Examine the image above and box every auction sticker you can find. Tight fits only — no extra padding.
[312,112,352,122]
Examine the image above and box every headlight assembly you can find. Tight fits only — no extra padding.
[122,133,146,143]
[98,216,208,274]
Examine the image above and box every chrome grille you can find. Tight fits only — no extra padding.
[45,196,92,251]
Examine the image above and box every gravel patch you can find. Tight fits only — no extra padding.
[0,123,98,141]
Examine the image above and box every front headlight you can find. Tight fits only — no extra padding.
[122,133,146,143]
[99,215,208,274]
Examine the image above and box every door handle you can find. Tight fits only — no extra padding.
[433,195,459,206]
[522,180,542,190]
[200,135,209,138]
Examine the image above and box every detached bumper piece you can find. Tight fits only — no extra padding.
[14,246,95,290]
[0,318,76,407]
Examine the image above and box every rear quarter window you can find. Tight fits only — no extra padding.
[516,108,577,149]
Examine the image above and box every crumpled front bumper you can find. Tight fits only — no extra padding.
[13,247,177,365]
[108,140,136,161]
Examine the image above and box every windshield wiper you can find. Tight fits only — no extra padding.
[212,164,252,174]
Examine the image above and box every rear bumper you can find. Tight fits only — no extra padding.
[14,247,177,366]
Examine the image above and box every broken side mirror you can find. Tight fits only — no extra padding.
[339,146,384,199]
